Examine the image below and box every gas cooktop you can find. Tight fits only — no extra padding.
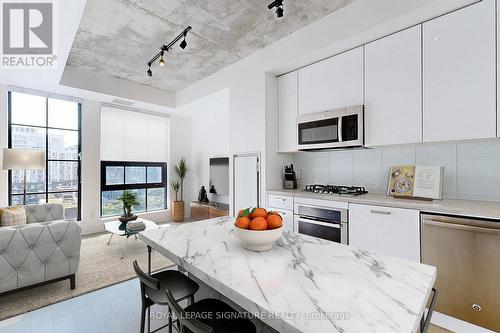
[304,184,368,197]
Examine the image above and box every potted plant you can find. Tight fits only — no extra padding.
[171,158,189,222]
[117,190,139,229]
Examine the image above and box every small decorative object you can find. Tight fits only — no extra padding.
[117,191,139,229]
[171,157,189,222]
[198,186,209,203]
[234,207,284,252]
[387,165,444,200]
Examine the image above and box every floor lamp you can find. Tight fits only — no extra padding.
[2,149,46,205]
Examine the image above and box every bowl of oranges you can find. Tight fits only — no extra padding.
[234,207,284,252]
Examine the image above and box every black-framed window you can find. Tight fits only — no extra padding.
[8,91,82,220]
[100,161,167,217]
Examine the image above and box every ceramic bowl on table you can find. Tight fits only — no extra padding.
[234,226,284,252]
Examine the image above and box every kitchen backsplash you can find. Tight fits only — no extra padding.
[292,139,500,201]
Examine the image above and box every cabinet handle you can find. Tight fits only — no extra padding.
[370,210,391,215]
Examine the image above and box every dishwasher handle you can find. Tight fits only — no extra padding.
[423,218,500,235]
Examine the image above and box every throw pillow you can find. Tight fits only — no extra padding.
[0,206,27,227]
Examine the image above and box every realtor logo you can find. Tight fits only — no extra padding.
[1,1,56,68]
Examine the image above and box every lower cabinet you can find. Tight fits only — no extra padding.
[348,203,420,262]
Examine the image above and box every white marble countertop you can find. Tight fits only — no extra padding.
[267,189,500,220]
[139,217,436,333]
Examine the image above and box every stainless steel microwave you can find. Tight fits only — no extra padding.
[297,106,364,150]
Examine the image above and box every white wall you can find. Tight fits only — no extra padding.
[176,89,230,206]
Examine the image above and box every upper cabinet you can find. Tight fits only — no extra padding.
[278,71,298,153]
[423,0,496,142]
[364,26,422,146]
[298,47,363,116]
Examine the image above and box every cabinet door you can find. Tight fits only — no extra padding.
[278,72,298,152]
[348,204,420,262]
[365,26,422,146]
[298,47,363,116]
[423,0,496,142]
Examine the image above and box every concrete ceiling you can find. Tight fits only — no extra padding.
[66,0,356,92]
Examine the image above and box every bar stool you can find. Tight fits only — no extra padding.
[165,289,256,333]
[133,261,200,333]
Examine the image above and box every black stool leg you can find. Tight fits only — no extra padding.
[140,304,146,333]
[168,306,173,333]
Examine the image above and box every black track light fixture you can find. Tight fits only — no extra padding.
[146,26,192,77]
[268,0,284,18]
[179,32,187,49]
[159,52,165,67]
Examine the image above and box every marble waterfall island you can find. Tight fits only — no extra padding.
[139,217,436,333]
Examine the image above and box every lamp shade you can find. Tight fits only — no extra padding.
[2,149,45,170]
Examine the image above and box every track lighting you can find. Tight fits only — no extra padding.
[159,52,165,67]
[179,38,187,50]
[146,26,192,77]
[179,31,187,49]
[268,0,284,18]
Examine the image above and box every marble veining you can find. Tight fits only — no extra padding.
[139,217,436,333]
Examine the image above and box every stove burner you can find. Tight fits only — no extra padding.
[304,184,368,196]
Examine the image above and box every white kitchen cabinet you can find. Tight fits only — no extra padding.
[423,0,496,142]
[298,47,363,116]
[364,26,422,146]
[278,71,298,152]
[349,204,420,262]
[267,194,294,232]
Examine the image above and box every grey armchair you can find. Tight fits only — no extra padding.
[0,203,82,294]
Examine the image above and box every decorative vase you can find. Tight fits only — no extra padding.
[171,201,185,222]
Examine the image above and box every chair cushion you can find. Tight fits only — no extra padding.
[146,270,199,305]
[0,206,26,227]
[184,298,256,333]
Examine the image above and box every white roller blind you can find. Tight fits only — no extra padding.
[100,106,169,162]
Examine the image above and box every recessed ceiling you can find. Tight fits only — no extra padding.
[66,0,356,92]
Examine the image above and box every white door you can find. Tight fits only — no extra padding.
[423,0,496,142]
[233,154,260,215]
[349,204,420,262]
[298,47,363,116]
[278,71,298,152]
[364,26,422,146]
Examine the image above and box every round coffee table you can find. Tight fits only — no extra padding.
[104,218,159,258]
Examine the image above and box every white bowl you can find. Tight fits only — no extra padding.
[234,226,284,252]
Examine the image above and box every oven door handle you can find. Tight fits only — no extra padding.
[297,217,341,229]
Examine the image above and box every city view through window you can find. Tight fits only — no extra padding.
[9,92,81,220]
[101,162,167,217]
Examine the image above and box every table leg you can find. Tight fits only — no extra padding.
[106,233,113,245]
[147,245,152,275]
[121,236,129,258]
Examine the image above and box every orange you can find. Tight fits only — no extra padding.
[235,217,251,229]
[249,217,267,230]
[266,215,283,230]
[267,211,281,217]
[251,208,268,219]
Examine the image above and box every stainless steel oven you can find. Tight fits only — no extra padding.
[294,200,348,244]
[297,105,364,150]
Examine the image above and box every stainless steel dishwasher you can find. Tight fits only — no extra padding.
[421,214,500,332]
